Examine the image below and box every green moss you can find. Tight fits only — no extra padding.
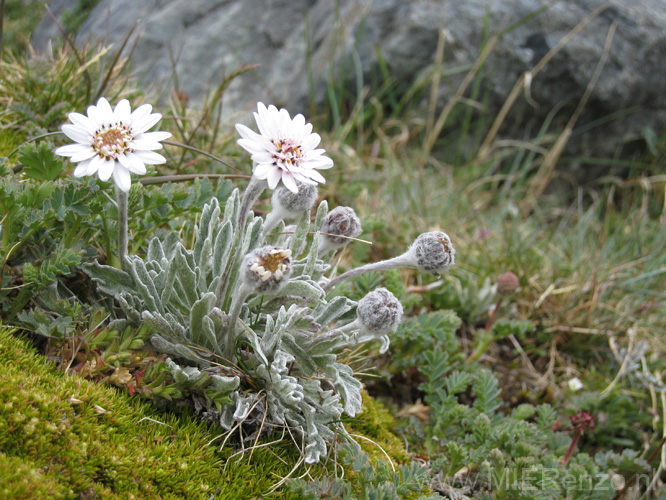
[0,327,309,499]
[348,391,409,464]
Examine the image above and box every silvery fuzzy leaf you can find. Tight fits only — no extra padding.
[289,210,310,258]
[161,232,180,259]
[304,411,328,464]
[311,353,338,370]
[160,253,178,305]
[208,307,227,338]
[266,392,286,425]
[281,334,318,375]
[303,231,320,279]
[314,296,355,326]
[242,216,264,255]
[240,322,269,367]
[260,305,311,355]
[166,357,205,384]
[196,235,214,283]
[150,334,202,364]
[272,278,325,304]
[299,379,342,421]
[271,349,295,375]
[313,200,328,232]
[194,198,220,266]
[210,374,240,392]
[116,293,143,324]
[233,394,255,421]
[329,363,363,417]
[83,261,136,296]
[212,220,234,278]
[189,292,216,349]
[143,310,178,341]
[265,219,286,246]
[147,237,165,262]
[174,244,198,306]
[219,403,236,430]
[290,259,330,278]
[129,257,162,313]
[222,188,240,226]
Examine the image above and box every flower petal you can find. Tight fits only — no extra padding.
[252,162,273,180]
[56,143,92,157]
[96,97,114,117]
[62,124,91,144]
[68,112,94,131]
[301,132,321,151]
[114,99,131,124]
[86,155,104,176]
[266,166,282,189]
[133,112,161,134]
[73,160,92,177]
[130,139,163,150]
[133,150,166,165]
[97,159,115,181]
[281,172,298,193]
[137,131,172,142]
[122,152,148,174]
[113,165,132,192]
[70,148,97,163]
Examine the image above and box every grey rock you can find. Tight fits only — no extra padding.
[32,0,666,161]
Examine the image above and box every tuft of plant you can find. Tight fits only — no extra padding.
[73,100,458,464]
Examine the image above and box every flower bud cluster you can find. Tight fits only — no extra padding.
[497,271,519,296]
[241,246,292,293]
[319,206,363,255]
[407,231,455,274]
[273,183,318,217]
[356,287,403,335]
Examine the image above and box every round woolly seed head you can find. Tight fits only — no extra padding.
[411,231,455,274]
[272,182,318,216]
[356,287,403,335]
[497,271,519,296]
[241,246,292,293]
[321,206,362,245]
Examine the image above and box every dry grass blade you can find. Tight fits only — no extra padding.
[477,1,614,160]
[524,21,617,205]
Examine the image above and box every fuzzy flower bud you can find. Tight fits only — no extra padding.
[318,206,363,255]
[241,246,292,294]
[407,231,455,275]
[497,271,519,296]
[356,287,403,336]
[263,182,318,235]
[273,182,318,217]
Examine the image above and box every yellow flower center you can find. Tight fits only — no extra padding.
[272,138,302,170]
[93,123,134,160]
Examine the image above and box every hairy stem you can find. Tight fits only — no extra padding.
[322,254,411,292]
[116,187,129,272]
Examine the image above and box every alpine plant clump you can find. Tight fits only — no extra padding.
[80,100,457,463]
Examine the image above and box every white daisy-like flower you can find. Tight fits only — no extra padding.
[235,102,333,193]
[568,377,584,392]
[55,97,172,192]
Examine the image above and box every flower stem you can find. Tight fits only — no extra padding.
[322,254,412,292]
[561,431,580,465]
[224,284,251,360]
[116,186,129,272]
[214,177,265,310]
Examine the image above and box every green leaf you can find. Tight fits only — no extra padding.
[18,142,64,181]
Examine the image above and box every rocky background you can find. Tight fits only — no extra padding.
[32,0,666,161]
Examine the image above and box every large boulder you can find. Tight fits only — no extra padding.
[32,0,666,160]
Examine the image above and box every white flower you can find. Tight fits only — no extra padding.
[235,102,333,193]
[568,377,584,392]
[55,97,171,192]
